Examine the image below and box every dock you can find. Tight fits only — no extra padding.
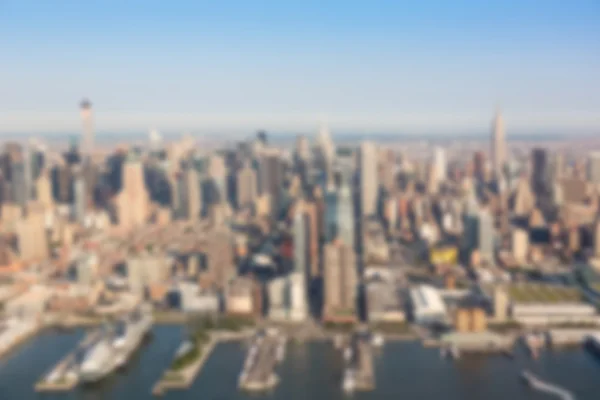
[238,332,284,392]
[521,370,575,400]
[35,329,101,392]
[354,339,375,391]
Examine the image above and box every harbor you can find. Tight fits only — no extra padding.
[238,329,286,392]
[340,335,375,393]
[1,330,600,399]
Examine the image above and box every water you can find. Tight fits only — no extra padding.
[1,327,599,399]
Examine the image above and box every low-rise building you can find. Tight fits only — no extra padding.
[410,284,448,324]
[366,280,406,323]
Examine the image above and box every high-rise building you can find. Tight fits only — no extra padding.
[16,202,48,261]
[491,111,506,179]
[185,167,201,220]
[512,228,529,264]
[116,153,150,231]
[288,271,308,321]
[478,208,495,264]
[587,151,600,186]
[323,239,357,321]
[293,208,309,278]
[73,168,86,223]
[208,154,228,204]
[594,219,600,258]
[35,170,54,209]
[324,183,338,242]
[359,141,378,216]
[236,162,257,208]
[337,177,355,248]
[531,148,549,197]
[433,146,447,184]
[259,149,284,216]
[80,99,94,156]
[295,134,310,162]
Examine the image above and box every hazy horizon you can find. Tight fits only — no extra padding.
[1,1,599,134]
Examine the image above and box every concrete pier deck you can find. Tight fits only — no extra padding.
[152,330,252,396]
[0,320,40,359]
[238,333,282,392]
[354,340,375,391]
[35,329,101,392]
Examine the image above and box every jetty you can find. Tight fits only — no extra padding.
[521,370,575,400]
[35,329,102,392]
[238,331,284,392]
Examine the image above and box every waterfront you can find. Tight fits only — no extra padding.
[1,327,600,399]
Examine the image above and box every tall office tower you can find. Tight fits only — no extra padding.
[149,129,163,153]
[16,202,48,261]
[433,146,447,183]
[337,176,355,248]
[206,229,235,289]
[473,151,486,182]
[587,151,600,186]
[35,170,54,209]
[478,207,495,264]
[324,182,338,242]
[491,110,506,180]
[317,125,335,170]
[236,161,257,208]
[295,134,310,162]
[11,157,27,208]
[531,148,549,197]
[80,99,94,156]
[512,228,529,264]
[513,176,535,216]
[208,154,227,203]
[323,239,357,321]
[185,167,201,220]
[23,142,32,204]
[73,168,86,223]
[116,153,150,231]
[359,141,378,216]
[553,152,565,181]
[293,208,310,279]
[426,161,439,195]
[288,271,308,321]
[259,149,284,216]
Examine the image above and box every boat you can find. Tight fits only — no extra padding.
[79,307,153,383]
[371,334,384,348]
[112,307,153,369]
[343,347,353,362]
[79,337,119,383]
[276,340,286,362]
[342,369,356,393]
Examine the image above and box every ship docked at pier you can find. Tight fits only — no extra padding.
[79,306,153,383]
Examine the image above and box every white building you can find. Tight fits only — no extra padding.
[268,277,288,321]
[410,285,447,324]
[288,272,308,321]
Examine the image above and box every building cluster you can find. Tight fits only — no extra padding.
[1,102,600,341]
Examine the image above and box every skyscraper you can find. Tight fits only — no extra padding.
[80,99,94,156]
[73,168,86,223]
[531,148,549,197]
[478,207,495,264]
[491,110,506,179]
[359,141,378,216]
[324,182,338,242]
[185,167,201,220]
[433,146,447,183]
[236,161,257,208]
[116,152,150,231]
[587,151,600,186]
[208,154,228,204]
[323,239,358,321]
[337,176,355,248]
[259,149,284,216]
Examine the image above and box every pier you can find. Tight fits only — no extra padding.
[238,331,284,392]
[521,370,575,400]
[153,330,251,396]
[35,329,102,392]
[341,336,375,392]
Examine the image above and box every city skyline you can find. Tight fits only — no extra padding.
[1,1,599,134]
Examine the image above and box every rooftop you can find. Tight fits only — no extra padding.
[507,283,583,304]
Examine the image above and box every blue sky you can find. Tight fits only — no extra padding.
[0,0,599,135]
